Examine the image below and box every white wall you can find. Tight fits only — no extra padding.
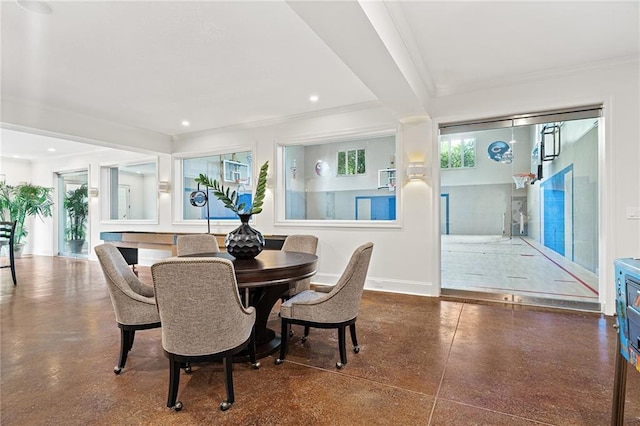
[431,60,640,314]
[0,157,32,184]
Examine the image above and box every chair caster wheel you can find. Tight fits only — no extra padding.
[275,358,284,365]
[252,362,261,369]
[353,346,360,354]
[301,336,307,343]
[220,401,232,411]
[114,366,122,374]
[289,329,294,337]
[336,362,344,369]
[173,401,183,411]
[183,366,192,374]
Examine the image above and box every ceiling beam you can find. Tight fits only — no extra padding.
[287,1,430,122]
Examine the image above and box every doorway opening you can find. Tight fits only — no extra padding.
[57,170,89,258]
[439,106,601,311]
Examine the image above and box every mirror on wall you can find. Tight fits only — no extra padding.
[100,160,158,222]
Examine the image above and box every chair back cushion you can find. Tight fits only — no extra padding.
[151,257,256,356]
[95,244,159,325]
[176,234,220,256]
[282,235,318,294]
[281,242,373,323]
[282,234,318,254]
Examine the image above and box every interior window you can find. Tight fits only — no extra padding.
[100,160,158,221]
[280,133,397,222]
[180,151,253,221]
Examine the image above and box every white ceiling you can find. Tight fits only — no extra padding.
[1,0,638,160]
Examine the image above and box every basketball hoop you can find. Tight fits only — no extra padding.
[513,173,534,189]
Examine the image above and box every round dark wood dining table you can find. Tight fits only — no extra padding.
[181,250,318,359]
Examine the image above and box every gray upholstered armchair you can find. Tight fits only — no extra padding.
[95,243,160,374]
[281,234,319,297]
[151,257,259,412]
[276,242,373,369]
[176,234,220,256]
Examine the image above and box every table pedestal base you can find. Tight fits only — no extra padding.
[236,282,289,360]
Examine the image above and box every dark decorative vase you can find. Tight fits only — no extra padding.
[225,214,265,259]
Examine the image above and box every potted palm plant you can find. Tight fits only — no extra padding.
[63,184,88,253]
[0,182,54,256]
[195,161,268,259]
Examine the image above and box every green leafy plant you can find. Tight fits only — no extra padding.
[195,161,269,216]
[0,182,54,246]
[63,184,88,241]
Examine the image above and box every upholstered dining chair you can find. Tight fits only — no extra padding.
[281,234,318,297]
[176,234,220,256]
[151,257,259,412]
[275,242,373,369]
[95,243,160,374]
[0,221,17,285]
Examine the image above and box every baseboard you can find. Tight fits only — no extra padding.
[313,273,437,297]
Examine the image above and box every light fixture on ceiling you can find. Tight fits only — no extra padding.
[47,148,56,152]
[181,120,190,127]
[16,0,53,15]
[309,95,319,102]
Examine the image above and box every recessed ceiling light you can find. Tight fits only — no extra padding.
[309,95,319,102]
[47,148,56,152]
[181,120,190,127]
[16,0,53,15]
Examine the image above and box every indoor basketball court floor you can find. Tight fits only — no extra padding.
[441,235,600,311]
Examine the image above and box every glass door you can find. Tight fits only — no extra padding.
[440,108,601,311]
[58,170,89,258]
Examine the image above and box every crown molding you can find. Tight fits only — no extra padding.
[435,55,640,97]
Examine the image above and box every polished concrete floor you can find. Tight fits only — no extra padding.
[1,255,639,425]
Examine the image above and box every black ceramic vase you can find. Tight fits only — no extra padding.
[225,214,265,259]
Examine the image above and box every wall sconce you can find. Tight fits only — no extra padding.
[407,162,427,181]
[88,187,99,197]
[158,181,170,193]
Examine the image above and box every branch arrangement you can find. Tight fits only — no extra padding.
[195,160,269,216]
